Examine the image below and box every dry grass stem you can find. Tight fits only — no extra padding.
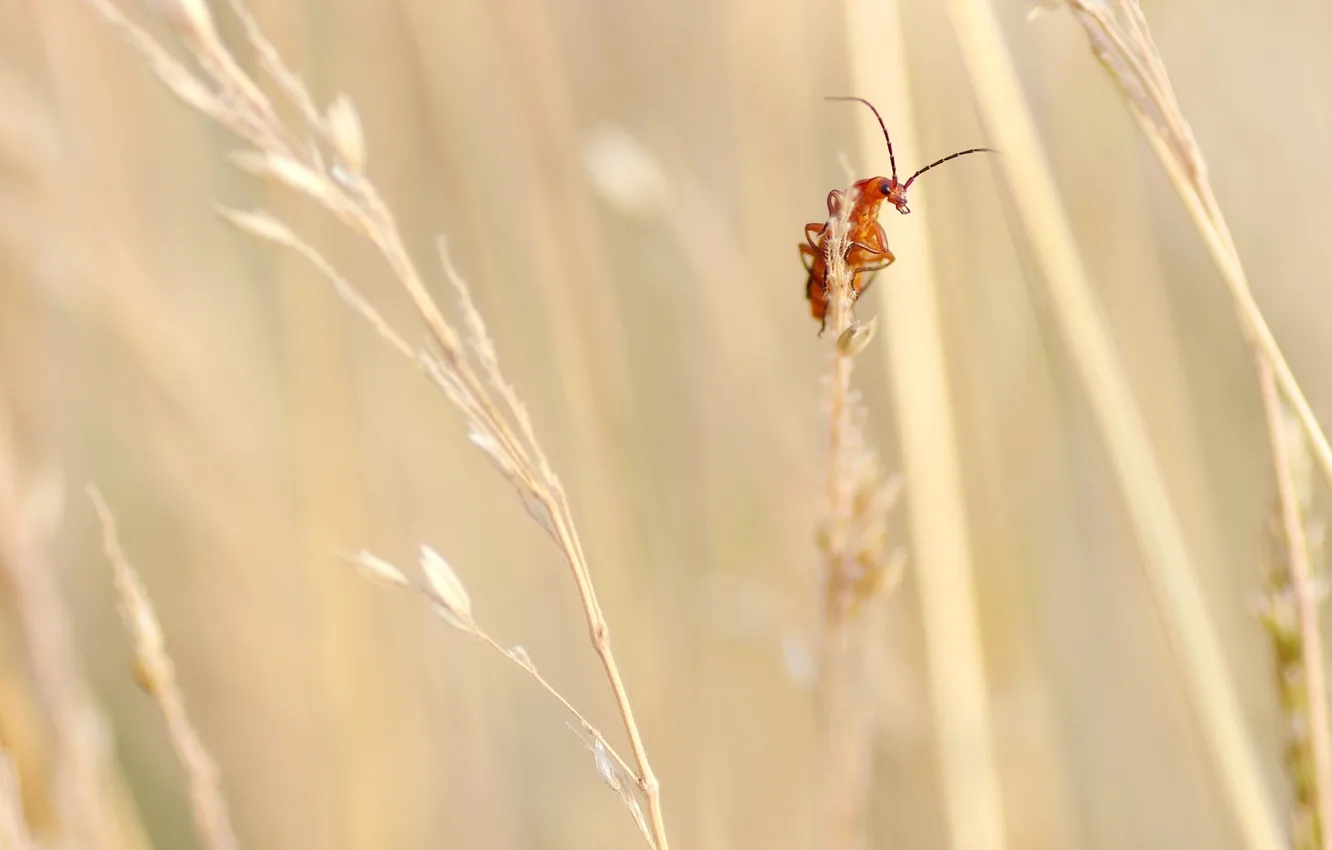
[1060,0,1332,495]
[1259,396,1331,849]
[344,548,649,841]
[87,484,240,850]
[808,173,905,850]
[212,205,415,359]
[81,2,669,846]
[942,1,1285,848]
[1057,2,1332,846]
[815,184,903,628]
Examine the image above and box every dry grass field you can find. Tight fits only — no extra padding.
[1,1,1331,849]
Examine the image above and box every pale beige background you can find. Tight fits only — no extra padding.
[0,1,1329,849]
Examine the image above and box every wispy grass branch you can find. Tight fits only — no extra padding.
[1059,0,1332,494]
[346,547,650,842]
[80,1,670,847]
[87,484,240,850]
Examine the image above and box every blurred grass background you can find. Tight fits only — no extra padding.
[0,0,1330,848]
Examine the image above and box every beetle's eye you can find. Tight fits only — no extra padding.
[880,179,893,196]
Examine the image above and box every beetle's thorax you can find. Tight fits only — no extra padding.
[839,177,884,220]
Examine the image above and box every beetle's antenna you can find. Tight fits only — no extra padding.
[903,147,996,189]
[827,96,897,183]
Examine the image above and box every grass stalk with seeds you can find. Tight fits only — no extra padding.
[88,486,240,850]
[944,1,1318,848]
[1055,3,1332,847]
[1058,0,1332,496]
[808,177,905,850]
[1259,405,1328,850]
[81,1,671,847]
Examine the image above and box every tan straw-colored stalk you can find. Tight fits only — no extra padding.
[843,0,1010,848]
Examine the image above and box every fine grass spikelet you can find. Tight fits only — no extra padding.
[346,550,411,589]
[132,654,162,696]
[420,545,476,633]
[1026,0,1063,22]
[78,1,674,843]
[593,739,623,793]
[214,205,297,246]
[326,93,366,173]
[509,645,535,672]
[151,0,221,53]
[229,149,332,207]
[836,317,878,358]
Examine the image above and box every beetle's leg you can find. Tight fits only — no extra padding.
[853,245,896,267]
[847,239,883,255]
[825,189,844,218]
[855,271,878,299]
[805,271,830,336]
[850,238,896,300]
[844,221,892,262]
[852,252,896,299]
[846,240,893,264]
[855,263,890,295]
[805,222,828,251]
[873,221,890,254]
[799,242,819,272]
